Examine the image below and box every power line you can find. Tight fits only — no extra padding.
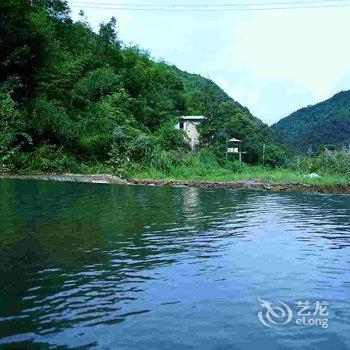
[69,2,350,11]
[69,0,349,6]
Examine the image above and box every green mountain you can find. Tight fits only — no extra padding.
[272,91,350,153]
[170,66,279,161]
[169,66,251,116]
[0,0,277,173]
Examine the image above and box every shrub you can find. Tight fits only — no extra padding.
[31,98,73,141]
[313,148,350,176]
[196,148,219,167]
[107,126,156,175]
[154,123,190,152]
[20,145,80,173]
[263,144,287,168]
[224,160,245,173]
[79,134,114,158]
[0,91,31,172]
[74,67,122,101]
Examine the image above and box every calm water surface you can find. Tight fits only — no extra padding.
[0,179,349,349]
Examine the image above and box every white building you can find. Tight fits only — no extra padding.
[176,116,205,151]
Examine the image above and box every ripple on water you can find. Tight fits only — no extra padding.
[0,181,349,349]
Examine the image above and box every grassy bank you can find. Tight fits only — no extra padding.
[129,164,350,187]
[2,168,350,195]
[128,147,350,187]
[2,146,350,190]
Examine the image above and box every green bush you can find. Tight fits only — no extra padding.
[196,149,219,166]
[288,148,350,178]
[106,123,191,176]
[313,148,350,176]
[0,91,30,172]
[74,67,121,101]
[263,144,287,168]
[79,134,114,158]
[154,123,189,152]
[224,160,245,173]
[20,145,80,173]
[31,98,73,142]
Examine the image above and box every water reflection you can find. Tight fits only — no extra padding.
[0,179,349,349]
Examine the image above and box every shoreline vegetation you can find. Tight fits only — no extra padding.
[3,147,349,194]
[1,1,350,194]
[1,172,349,195]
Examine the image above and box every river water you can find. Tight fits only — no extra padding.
[0,179,349,349]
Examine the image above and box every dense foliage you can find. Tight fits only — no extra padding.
[289,147,350,177]
[272,91,350,153]
[134,147,350,185]
[1,0,283,175]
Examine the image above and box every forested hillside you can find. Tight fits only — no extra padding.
[0,0,279,175]
[272,91,350,153]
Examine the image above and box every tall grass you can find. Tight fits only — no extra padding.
[129,151,350,186]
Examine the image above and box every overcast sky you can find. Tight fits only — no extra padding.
[68,0,350,125]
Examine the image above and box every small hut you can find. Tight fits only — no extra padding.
[226,138,247,162]
[176,116,205,151]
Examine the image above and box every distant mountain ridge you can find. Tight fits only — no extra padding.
[272,91,350,153]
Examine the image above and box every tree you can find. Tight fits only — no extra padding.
[99,17,120,46]
[263,144,287,167]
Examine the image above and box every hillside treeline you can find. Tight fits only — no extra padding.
[1,0,282,174]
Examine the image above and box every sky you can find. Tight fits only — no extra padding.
[67,0,350,125]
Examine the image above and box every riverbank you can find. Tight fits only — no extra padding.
[1,174,350,194]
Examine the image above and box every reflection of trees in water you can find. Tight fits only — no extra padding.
[0,180,257,337]
[0,180,349,338]
[5,181,348,289]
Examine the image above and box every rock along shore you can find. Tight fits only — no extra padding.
[1,174,349,195]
